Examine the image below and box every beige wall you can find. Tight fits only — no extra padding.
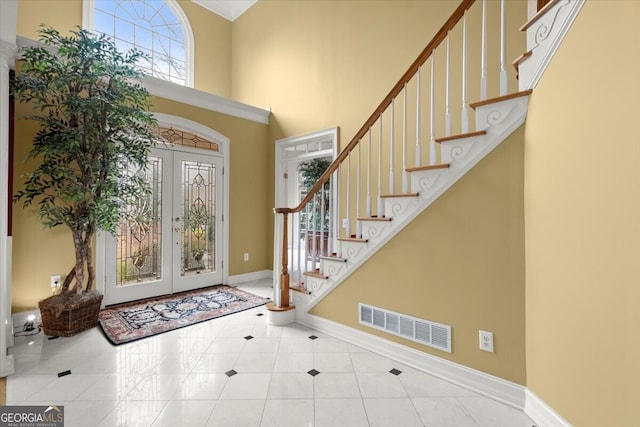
[232,1,458,142]
[524,2,640,425]
[11,97,270,311]
[16,0,232,97]
[312,127,527,384]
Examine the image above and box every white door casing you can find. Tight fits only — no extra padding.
[97,114,230,306]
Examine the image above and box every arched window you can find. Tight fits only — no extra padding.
[84,0,194,87]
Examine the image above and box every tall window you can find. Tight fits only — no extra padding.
[89,0,193,86]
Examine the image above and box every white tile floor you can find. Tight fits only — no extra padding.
[6,279,536,427]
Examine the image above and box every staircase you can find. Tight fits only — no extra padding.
[268,0,585,324]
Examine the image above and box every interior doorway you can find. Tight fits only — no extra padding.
[274,128,338,286]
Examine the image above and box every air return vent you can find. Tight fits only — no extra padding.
[359,303,451,353]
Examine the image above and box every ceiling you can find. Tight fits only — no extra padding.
[191,0,257,21]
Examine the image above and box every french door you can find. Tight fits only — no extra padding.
[104,147,224,305]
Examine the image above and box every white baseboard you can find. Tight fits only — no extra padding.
[296,312,526,409]
[525,389,573,427]
[227,269,273,285]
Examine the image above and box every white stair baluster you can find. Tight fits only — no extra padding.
[366,128,372,218]
[389,99,395,195]
[500,0,507,96]
[377,117,384,217]
[402,84,408,193]
[480,0,487,100]
[345,157,351,238]
[445,34,452,137]
[415,66,422,167]
[430,55,436,165]
[356,142,362,238]
[461,11,469,133]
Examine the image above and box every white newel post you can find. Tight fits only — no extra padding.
[0,41,16,378]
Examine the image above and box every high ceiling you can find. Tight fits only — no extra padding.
[191,0,257,21]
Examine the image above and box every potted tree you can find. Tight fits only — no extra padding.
[12,26,157,336]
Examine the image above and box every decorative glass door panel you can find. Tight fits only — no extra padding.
[116,156,163,286]
[105,147,223,305]
[173,152,223,293]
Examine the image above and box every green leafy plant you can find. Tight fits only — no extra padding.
[297,158,332,234]
[12,26,157,295]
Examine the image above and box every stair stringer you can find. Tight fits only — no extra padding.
[294,94,531,314]
[518,0,585,91]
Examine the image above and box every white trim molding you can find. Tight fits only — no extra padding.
[518,0,585,91]
[227,269,272,286]
[297,312,571,427]
[297,312,526,409]
[0,1,17,377]
[15,35,271,125]
[525,389,574,427]
[143,75,270,124]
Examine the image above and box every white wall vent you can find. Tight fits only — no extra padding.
[359,303,451,353]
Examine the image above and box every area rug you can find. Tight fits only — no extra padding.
[98,285,269,345]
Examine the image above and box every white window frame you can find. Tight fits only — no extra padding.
[82,0,195,87]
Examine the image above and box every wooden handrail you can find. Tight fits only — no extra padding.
[275,0,476,216]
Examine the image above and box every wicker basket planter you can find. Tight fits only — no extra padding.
[38,291,103,337]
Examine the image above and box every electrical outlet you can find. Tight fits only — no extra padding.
[50,275,61,288]
[342,218,348,228]
[479,330,494,352]
[243,253,249,262]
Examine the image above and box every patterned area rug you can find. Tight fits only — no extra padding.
[98,285,269,345]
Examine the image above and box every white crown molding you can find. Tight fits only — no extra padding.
[15,35,271,125]
[191,0,257,21]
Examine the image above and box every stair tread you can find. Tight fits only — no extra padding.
[291,285,311,294]
[520,0,560,32]
[406,163,450,173]
[357,216,392,222]
[337,237,368,243]
[319,255,347,262]
[435,130,486,144]
[469,89,533,110]
[512,51,532,68]
[379,192,419,198]
[303,271,329,279]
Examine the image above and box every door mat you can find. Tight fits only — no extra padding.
[98,285,269,345]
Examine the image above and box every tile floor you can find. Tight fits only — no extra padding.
[6,279,536,427]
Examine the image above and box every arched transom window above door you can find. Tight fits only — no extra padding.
[158,127,219,152]
[84,0,194,87]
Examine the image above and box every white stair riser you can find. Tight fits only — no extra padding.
[440,134,484,164]
[360,221,392,242]
[320,258,348,277]
[410,168,451,195]
[383,197,419,224]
